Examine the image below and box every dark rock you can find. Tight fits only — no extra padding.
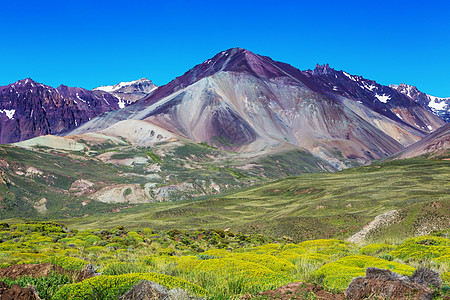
[345,268,438,300]
[409,267,442,290]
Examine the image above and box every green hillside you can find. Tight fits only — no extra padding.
[0,140,330,219]
[50,158,449,243]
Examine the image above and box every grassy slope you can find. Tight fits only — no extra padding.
[58,158,449,242]
[0,140,331,219]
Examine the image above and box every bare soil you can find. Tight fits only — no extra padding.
[0,281,40,300]
[0,263,94,281]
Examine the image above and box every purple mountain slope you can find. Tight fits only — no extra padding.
[395,123,450,159]
[303,64,444,134]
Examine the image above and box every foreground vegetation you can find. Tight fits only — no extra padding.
[0,222,448,299]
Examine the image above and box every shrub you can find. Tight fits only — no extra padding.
[195,257,293,289]
[314,255,415,291]
[390,236,450,261]
[229,253,295,273]
[101,262,147,275]
[44,256,89,270]
[80,235,102,245]
[127,231,144,244]
[157,248,175,256]
[358,243,395,256]
[201,248,229,258]
[0,271,71,300]
[85,246,106,254]
[442,271,450,284]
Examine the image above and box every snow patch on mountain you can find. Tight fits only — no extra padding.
[428,95,448,111]
[343,72,356,81]
[375,94,391,103]
[115,95,126,109]
[0,109,15,119]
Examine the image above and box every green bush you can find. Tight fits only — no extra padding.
[314,255,415,291]
[44,256,89,270]
[53,272,207,300]
[101,262,147,275]
[358,243,395,256]
[390,236,450,261]
[0,271,71,299]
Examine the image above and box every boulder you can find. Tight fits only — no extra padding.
[345,267,438,300]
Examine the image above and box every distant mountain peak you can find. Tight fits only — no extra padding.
[94,78,156,93]
[390,83,450,122]
[11,78,40,87]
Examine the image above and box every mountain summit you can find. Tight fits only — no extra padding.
[94,78,157,103]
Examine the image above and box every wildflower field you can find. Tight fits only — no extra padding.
[0,222,448,299]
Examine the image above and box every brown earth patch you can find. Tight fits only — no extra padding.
[294,188,315,195]
[243,282,345,299]
[0,263,94,281]
[0,281,40,300]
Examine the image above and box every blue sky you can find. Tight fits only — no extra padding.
[1,0,449,97]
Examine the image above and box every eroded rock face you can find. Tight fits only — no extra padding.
[345,267,438,300]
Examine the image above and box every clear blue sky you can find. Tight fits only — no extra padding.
[1,0,449,97]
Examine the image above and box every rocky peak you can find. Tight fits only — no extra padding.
[389,83,422,99]
[9,78,48,90]
[312,63,334,75]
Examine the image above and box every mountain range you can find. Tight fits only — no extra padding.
[62,48,445,168]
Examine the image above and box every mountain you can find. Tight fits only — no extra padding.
[395,123,450,159]
[303,64,444,141]
[0,78,133,144]
[66,48,444,168]
[93,78,157,103]
[390,83,450,122]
